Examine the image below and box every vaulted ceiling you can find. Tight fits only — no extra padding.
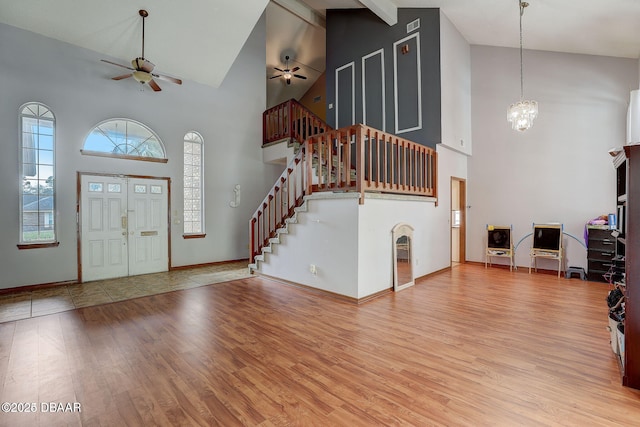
[1,0,639,98]
[0,0,271,88]
[298,0,640,59]
[268,0,640,106]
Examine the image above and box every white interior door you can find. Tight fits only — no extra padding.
[80,175,169,282]
[127,178,169,276]
[81,175,129,281]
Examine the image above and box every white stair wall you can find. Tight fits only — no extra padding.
[251,194,361,298]
[262,138,299,165]
[251,192,446,300]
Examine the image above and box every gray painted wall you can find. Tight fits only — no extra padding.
[0,16,281,289]
[468,45,638,270]
[326,8,441,147]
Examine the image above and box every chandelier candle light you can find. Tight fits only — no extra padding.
[507,0,538,132]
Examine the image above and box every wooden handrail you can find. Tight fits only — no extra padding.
[263,99,333,146]
[250,149,306,263]
[251,122,437,263]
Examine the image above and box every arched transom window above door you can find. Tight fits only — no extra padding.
[82,118,167,163]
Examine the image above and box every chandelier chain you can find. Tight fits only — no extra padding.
[519,1,524,99]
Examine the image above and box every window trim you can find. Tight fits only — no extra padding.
[182,233,206,239]
[79,149,168,163]
[183,131,205,236]
[81,118,167,161]
[17,242,60,250]
[19,102,58,247]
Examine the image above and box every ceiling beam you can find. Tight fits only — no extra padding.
[358,0,398,26]
[272,0,326,28]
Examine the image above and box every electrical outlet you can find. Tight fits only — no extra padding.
[309,264,317,275]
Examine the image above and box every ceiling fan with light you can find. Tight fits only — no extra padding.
[269,55,307,85]
[101,9,182,92]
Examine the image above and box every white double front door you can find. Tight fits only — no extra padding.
[80,174,169,282]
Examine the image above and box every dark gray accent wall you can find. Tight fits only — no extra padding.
[326,8,441,148]
[362,52,384,130]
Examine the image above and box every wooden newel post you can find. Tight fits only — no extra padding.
[356,125,365,205]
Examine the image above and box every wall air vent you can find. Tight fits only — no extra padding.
[407,18,420,33]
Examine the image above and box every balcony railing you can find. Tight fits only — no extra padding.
[305,124,437,201]
[263,99,332,145]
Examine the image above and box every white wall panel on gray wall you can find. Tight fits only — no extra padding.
[362,49,386,132]
[335,62,355,128]
[394,33,422,134]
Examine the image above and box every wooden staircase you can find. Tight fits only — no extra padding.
[250,99,438,268]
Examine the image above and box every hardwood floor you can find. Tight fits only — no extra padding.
[1,264,639,426]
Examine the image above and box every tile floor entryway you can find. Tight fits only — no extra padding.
[0,261,252,323]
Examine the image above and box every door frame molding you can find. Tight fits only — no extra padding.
[76,172,172,282]
[450,176,466,264]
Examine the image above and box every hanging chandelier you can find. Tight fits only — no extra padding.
[507,0,538,132]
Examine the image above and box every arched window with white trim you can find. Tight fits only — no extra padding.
[183,131,204,236]
[19,103,57,246]
[82,118,167,162]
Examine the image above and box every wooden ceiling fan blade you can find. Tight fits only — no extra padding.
[293,74,307,79]
[274,67,284,72]
[101,59,135,71]
[148,79,162,92]
[112,74,133,81]
[269,75,283,79]
[291,66,300,72]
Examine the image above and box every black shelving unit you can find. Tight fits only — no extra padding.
[587,227,616,282]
